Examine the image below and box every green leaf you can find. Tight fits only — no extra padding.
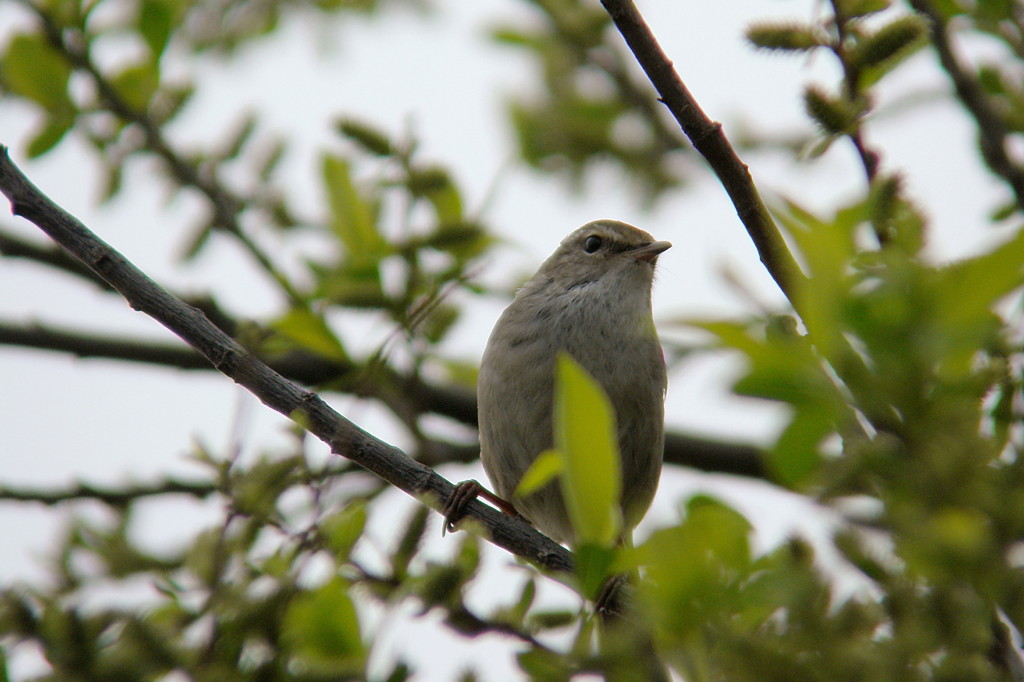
[934,229,1024,331]
[408,166,462,223]
[111,60,160,112]
[553,353,621,547]
[769,405,831,488]
[321,153,387,258]
[336,118,394,156]
[514,449,563,498]
[837,0,891,17]
[316,258,387,308]
[620,496,752,637]
[139,0,175,58]
[929,228,1024,374]
[574,542,617,601]
[271,307,349,362]
[1,33,72,110]
[282,577,365,674]
[322,502,367,559]
[233,455,301,518]
[219,113,256,161]
[26,111,75,158]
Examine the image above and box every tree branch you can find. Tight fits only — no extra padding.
[598,0,807,302]
[0,227,110,289]
[0,146,574,575]
[0,320,767,478]
[0,477,218,506]
[907,0,1024,211]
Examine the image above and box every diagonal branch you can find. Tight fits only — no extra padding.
[598,0,807,303]
[0,146,574,575]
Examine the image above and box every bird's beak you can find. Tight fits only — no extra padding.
[629,240,672,263]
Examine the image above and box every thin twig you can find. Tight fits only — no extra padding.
[598,0,808,302]
[0,478,218,506]
[908,0,1024,210]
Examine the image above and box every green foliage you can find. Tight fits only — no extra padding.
[0,33,76,157]
[689,185,1024,677]
[494,0,689,202]
[282,577,365,675]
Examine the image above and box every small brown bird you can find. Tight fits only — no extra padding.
[447,220,670,545]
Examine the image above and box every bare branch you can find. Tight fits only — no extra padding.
[0,478,218,506]
[0,320,767,478]
[598,0,808,302]
[0,146,574,575]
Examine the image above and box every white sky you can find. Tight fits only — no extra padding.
[0,0,1013,678]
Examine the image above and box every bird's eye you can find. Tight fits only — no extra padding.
[584,235,603,253]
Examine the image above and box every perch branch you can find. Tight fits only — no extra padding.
[0,146,573,575]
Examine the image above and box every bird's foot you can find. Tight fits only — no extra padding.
[442,480,519,536]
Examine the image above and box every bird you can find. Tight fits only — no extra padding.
[444,219,670,546]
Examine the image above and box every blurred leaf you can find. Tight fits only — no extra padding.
[515,449,563,498]
[574,542,617,601]
[322,153,387,258]
[317,258,388,308]
[768,405,830,487]
[219,113,257,161]
[553,353,622,547]
[26,111,75,158]
[1,34,72,111]
[408,166,462,223]
[422,222,491,260]
[855,16,929,89]
[283,577,365,674]
[838,0,891,17]
[111,60,160,112]
[623,496,752,637]
[233,455,302,519]
[392,506,430,578]
[518,647,572,680]
[322,501,367,559]
[419,303,460,344]
[139,0,175,58]
[271,306,350,362]
[336,118,394,156]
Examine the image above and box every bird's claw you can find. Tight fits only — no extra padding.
[442,480,520,536]
[442,480,483,536]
